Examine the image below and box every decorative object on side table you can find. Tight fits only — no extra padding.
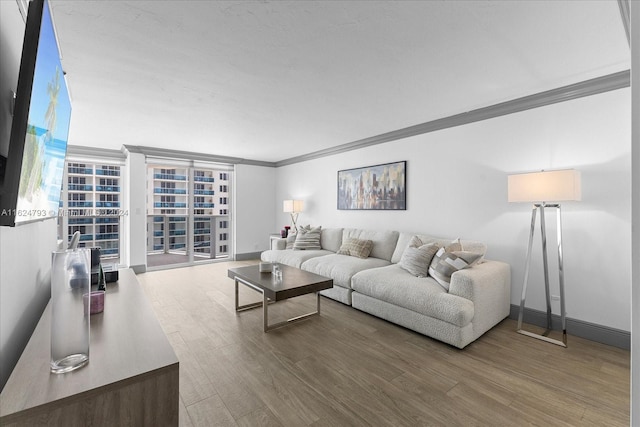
[283,200,304,232]
[508,168,581,347]
[337,161,406,210]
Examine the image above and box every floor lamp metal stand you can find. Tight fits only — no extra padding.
[516,202,567,347]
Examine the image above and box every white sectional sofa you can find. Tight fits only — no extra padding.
[261,227,510,348]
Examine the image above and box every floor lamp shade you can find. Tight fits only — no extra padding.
[508,169,581,203]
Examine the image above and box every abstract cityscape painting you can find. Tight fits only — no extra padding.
[337,161,406,210]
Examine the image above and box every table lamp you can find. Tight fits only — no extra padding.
[283,199,304,232]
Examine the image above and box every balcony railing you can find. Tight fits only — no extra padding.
[68,218,93,225]
[154,188,187,194]
[154,173,186,181]
[95,202,120,208]
[96,185,120,192]
[68,167,93,175]
[193,190,215,195]
[154,202,187,208]
[68,201,93,207]
[68,184,93,191]
[96,233,119,240]
[193,176,215,182]
[96,169,120,176]
[95,217,119,224]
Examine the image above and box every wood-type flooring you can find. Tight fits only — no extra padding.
[137,260,629,427]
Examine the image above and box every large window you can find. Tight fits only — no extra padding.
[146,163,232,269]
[59,160,124,265]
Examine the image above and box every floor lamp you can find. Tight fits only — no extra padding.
[508,169,581,347]
[283,199,304,232]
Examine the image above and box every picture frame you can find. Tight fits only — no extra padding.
[337,161,406,210]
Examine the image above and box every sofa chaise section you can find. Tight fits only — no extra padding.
[351,232,511,348]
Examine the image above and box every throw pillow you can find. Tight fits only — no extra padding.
[337,237,373,259]
[428,245,482,291]
[399,236,440,277]
[293,225,322,250]
[285,233,297,249]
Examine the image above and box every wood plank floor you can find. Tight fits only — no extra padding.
[137,260,630,426]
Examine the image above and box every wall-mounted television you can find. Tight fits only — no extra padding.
[0,0,71,227]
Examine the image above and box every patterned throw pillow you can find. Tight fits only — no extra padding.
[399,236,441,277]
[293,225,322,250]
[337,237,373,259]
[428,241,482,291]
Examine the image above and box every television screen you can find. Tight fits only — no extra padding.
[0,0,71,226]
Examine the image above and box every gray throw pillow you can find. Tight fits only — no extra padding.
[285,233,297,249]
[399,236,441,277]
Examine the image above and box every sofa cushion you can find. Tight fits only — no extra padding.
[337,237,373,259]
[398,237,441,277]
[391,232,487,264]
[320,228,344,252]
[293,225,322,250]
[351,265,474,327]
[342,229,399,261]
[428,247,483,291]
[301,253,391,289]
[261,248,333,269]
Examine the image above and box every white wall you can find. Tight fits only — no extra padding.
[123,150,147,271]
[234,164,276,255]
[276,88,631,331]
[0,220,58,390]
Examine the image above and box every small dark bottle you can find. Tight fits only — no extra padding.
[97,264,107,292]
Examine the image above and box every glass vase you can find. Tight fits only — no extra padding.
[50,248,90,373]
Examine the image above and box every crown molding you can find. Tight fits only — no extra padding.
[121,145,276,167]
[276,70,630,167]
[66,145,126,160]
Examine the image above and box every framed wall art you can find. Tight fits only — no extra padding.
[337,161,406,210]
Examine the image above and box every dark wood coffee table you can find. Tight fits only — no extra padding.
[228,264,333,332]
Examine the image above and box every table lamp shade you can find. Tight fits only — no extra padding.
[283,200,304,213]
[508,169,581,203]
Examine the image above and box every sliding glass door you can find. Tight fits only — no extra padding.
[146,162,231,269]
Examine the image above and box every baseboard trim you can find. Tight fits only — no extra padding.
[235,252,261,261]
[130,264,147,274]
[509,305,629,350]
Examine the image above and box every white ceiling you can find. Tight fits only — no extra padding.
[49,0,630,163]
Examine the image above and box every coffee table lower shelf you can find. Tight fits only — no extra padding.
[234,277,321,332]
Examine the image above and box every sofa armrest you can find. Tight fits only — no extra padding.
[270,237,287,250]
[448,260,511,335]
